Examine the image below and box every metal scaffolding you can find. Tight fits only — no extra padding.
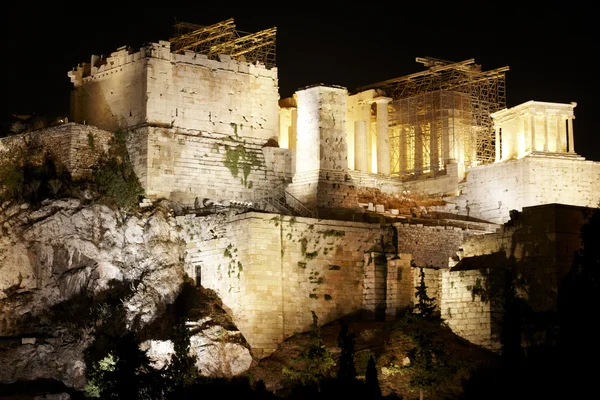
[359,57,508,177]
[170,19,277,69]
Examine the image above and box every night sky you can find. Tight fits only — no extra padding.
[1,3,596,159]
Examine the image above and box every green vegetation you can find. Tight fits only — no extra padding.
[282,311,335,388]
[0,144,73,205]
[466,277,488,302]
[91,131,144,211]
[0,129,144,211]
[223,144,260,188]
[88,132,95,151]
[321,229,345,238]
[385,267,459,400]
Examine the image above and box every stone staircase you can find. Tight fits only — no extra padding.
[255,184,314,218]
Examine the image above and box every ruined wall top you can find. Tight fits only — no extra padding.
[67,40,277,87]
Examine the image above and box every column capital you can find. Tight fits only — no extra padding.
[372,96,393,104]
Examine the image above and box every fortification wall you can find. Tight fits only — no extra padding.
[452,154,600,223]
[441,203,590,350]
[178,212,382,358]
[69,47,148,132]
[70,42,279,141]
[0,123,112,179]
[394,223,465,269]
[146,48,279,140]
[128,126,292,205]
[441,269,497,350]
[287,85,358,210]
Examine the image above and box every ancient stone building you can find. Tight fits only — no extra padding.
[2,18,595,357]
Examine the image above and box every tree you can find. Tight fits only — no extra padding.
[163,316,198,396]
[413,266,437,320]
[365,355,382,399]
[398,267,458,399]
[84,332,160,399]
[336,320,357,383]
[282,311,335,390]
[557,207,600,396]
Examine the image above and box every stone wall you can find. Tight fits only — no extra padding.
[440,269,497,350]
[413,267,442,312]
[69,42,279,141]
[178,211,382,358]
[287,85,358,210]
[441,203,591,350]
[385,254,414,318]
[394,223,466,269]
[127,126,291,205]
[69,46,148,132]
[0,123,112,180]
[451,153,600,223]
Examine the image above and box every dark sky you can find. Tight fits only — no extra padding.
[1,3,596,159]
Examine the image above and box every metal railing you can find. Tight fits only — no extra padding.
[284,190,314,218]
[254,184,314,218]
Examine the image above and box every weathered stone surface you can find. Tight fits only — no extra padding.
[189,325,252,377]
[0,199,186,337]
[0,330,89,390]
[34,394,71,400]
[0,199,187,390]
[140,339,175,370]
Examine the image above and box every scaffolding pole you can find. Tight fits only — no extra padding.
[360,57,508,177]
[170,19,277,69]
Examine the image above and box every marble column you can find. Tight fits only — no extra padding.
[399,127,407,173]
[530,113,536,152]
[415,124,423,174]
[568,117,575,153]
[354,120,369,172]
[543,115,549,152]
[555,114,562,152]
[374,97,392,175]
[441,123,450,165]
[430,119,439,172]
[495,126,500,162]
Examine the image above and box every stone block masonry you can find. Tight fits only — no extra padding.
[441,269,497,350]
[179,211,382,358]
[69,42,279,141]
[394,223,465,268]
[127,126,292,206]
[451,153,600,223]
[287,85,359,210]
[0,123,113,180]
[385,254,413,319]
[441,204,592,350]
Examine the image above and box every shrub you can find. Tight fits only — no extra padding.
[282,311,335,389]
[91,131,144,211]
[0,144,73,204]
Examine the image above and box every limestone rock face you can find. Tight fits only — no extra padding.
[189,324,253,377]
[0,199,187,389]
[140,319,253,378]
[140,339,175,370]
[0,329,88,390]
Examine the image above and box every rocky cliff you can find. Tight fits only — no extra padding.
[0,198,252,396]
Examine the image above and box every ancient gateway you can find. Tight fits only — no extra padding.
[50,19,600,357]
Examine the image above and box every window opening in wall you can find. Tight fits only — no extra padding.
[195,264,201,286]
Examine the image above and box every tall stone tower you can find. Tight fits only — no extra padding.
[286,85,358,212]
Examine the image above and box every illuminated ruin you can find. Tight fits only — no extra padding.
[2,18,596,358]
